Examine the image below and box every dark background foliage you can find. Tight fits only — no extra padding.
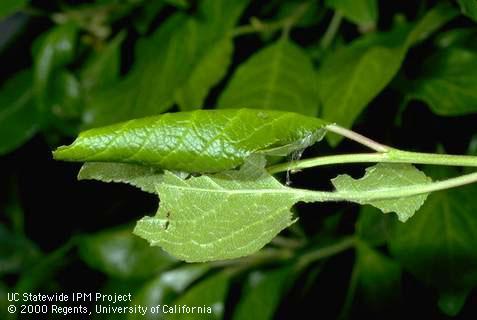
[1,0,477,319]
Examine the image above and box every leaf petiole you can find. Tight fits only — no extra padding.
[268,124,477,174]
[231,1,311,37]
[267,150,477,174]
[267,125,477,204]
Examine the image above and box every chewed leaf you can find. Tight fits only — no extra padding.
[53,109,327,173]
[134,159,299,262]
[332,163,432,221]
[78,162,163,194]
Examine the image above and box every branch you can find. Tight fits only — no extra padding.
[231,2,310,37]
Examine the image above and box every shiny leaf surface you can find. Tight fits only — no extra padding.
[54,109,328,173]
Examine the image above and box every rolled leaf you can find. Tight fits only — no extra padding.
[53,109,328,173]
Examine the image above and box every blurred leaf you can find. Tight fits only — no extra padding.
[164,0,189,9]
[15,238,75,292]
[129,264,210,320]
[50,70,82,119]
[273,0,321,28]
[93,278,142,320]
[78,162,163,194]
[79,225,176,279]
[0,10,28,54]
[0,70,38,155]
[54,109,327,173]
[355,242,401,310]
[356,206,394,246]
[325,0,378,27]
[0,225,40,275]
[331,163,432,222]
[176,37,233,111]
[133,1,166,34]
[85,13,187,126]
[218,39,319,116]
[317,26,409,145]
[389,167,477,313]
[318,3,457,145]
[233,267,292,320]
[435,27,477,50]
[0,0,27,19]
[438,290,469,317]
[0,282,16,320]
[163,272,230,320]
[33,22,78,114]
[407,48,477,115]
[81,31,125,94]
[405,3,458,45]
[457,0,477,22]
[86,0,250,127]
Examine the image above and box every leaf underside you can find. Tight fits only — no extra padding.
[78,162,163,194]
[332,163,432,222]
[134,157,299,262]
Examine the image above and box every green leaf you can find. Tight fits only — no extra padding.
[331,163,432,222]
[317,26,409,145]
[15,239,75,292]
[86,0,249,127]
[356,206,394,246]
[355,242,401,309]
[273,1,321,28]
[318,3,457,145]
[0,70,38,155]
[457,0,477,22]
[0,225,40,275]
[53,109,328,173]
[407,48,477,116]
[78,225,176,279]
[233,267,292,320]
[33,22,78,113]
[325,0,378,27]
[435,27,477,51]
[129,265,210,320]
[134,158,300,262]
[50,70,82,119]
[78,162,163,194]
[134,158,428,262]
[0,0,27,19]
[175,37,233,111]
[164,0,189,8]
[405,3,458,46]
[389,168,477,312]
[133,1,166,34]
[438,290,470,317]
[81,31,125,94]
[85,14,187,126]
[163,272,230,320]
[218,39,319,116]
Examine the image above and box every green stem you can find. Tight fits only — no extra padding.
[267,150,477,174]
[296,236,356,268]
[266,124,477,203]
[326,124,390,152]
[232,1,310,37]
[295,171,477,202]
[338,260,360,320]
[320,12,343,49]
[388,149,477,167]
[268,153,387,174]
